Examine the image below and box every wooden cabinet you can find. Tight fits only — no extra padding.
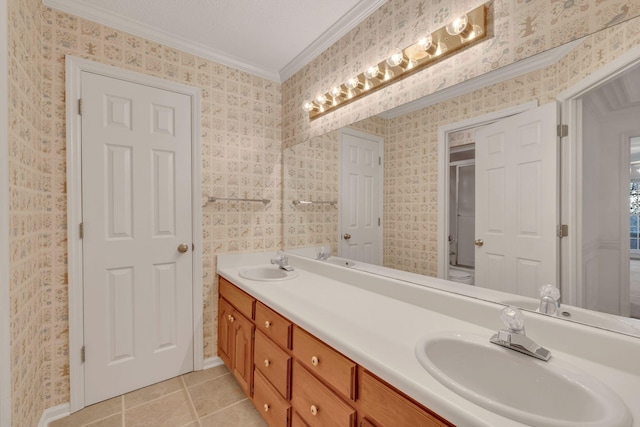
[358,369,454,427]
[218,278,255,396]
[291,361,356,427]
[253,369,291,427]
[217,277,454,427]
[292,326,356,401]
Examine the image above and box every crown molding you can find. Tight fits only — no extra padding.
[379,40,582,119]
[43,0,282,81]
[279,0,388,82]
[43,0,387,83]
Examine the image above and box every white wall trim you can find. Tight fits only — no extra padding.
[203,356,224,370]
[0,0,11,424]
[37,403,70,427]
[437,101,539,280]
[380,41,580,120]
[65,56,203,412]
[279,0,388,81]
[43,0,387,83]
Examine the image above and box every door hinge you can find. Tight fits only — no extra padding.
[557,124,568,138]
[79,222,84,239]
[557,224,568,238]
[378,157,381,166]
[81,345,86,363]
[378,218,381,226]
[78,99,82,115]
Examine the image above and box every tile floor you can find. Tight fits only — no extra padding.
[50,365,268,427]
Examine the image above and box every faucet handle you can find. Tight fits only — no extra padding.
[500,306,525,334]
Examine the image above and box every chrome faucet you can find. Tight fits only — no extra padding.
[316,246,331,261]
[490,306,551,361]
[537,284,561,316]
[270,251,294,271]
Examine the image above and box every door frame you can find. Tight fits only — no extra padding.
[338,127,384,263]
[65,56,203,411]
[437,101,539,280]
[557,43,640,308]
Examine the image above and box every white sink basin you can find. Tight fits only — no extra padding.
[238,266,298,282]
[415,332,632,427]
[326,257,357,268]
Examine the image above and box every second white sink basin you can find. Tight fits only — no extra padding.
[238,266,298,282]
[415,332,632,427]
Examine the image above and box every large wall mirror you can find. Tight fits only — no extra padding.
[283,14,640,338]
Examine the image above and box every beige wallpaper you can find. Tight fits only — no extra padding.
[282,0,640,150]
[8,0,46,423]
[8,0,282,421]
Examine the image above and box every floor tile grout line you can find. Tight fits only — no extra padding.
[182,375,203,427]
[201,397,251,418]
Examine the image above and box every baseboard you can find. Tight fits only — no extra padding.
[39,359,222,426]
[203,356,223,370]
[38,403,70,427]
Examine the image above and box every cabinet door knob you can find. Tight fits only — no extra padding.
[311,356,319,366]
[227,314,234,323]
[264,320,271,328]
[310,405,318,416]
[264,359,270,367]
[263,404,269,412]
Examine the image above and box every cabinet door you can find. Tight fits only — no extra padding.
[232,310,254,396]
[217,297,234,368]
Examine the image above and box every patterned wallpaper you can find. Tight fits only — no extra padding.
[283,16,640,278]
[8,0,282,421]
[282,0,640,150]
[5,0,640,424]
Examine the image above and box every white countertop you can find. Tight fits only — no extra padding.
[217,251,640,427]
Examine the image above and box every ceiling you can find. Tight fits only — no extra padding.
[583,61,640,117]
[43,0,387,82]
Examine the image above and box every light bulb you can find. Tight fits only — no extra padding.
[330,86,344,99]
[302,101,316,112]
[386,48,406,68]
[315,94,329,105]
[364,64,381,80]
[445,13,471,38]
[417,34,437,55]
[345,76,362,90]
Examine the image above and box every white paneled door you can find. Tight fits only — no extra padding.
[339,129,383,264]
[474,102,558,297]
[81,72,193,405]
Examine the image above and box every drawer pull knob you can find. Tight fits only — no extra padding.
[227,314,235,323]
[264,359,270,367]
[265,320,271,328]
[263,404,269,412]
[311,356,319,366]
[310,405,318,416]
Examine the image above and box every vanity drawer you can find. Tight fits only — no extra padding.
[219,277,255,320]
[255,301,292,349]
[292,326,356,400]
[253,369,291,427]
[357,369,454,427]
[291,361,356,427]
[254,329,291,399]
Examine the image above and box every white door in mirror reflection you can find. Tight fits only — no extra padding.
[339,128,383,264]
[474,102,558,296]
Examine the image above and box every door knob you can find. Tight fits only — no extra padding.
[177,243,189,253]
[474,239,484,247]
[343,233,351,240]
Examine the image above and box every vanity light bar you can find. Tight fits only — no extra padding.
[303,3,489,120]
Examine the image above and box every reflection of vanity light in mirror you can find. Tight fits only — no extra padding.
[302,3,488,120]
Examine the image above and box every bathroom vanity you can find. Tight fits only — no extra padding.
[217,251,639,427]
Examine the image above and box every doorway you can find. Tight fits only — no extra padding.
[338,128,383,264]
[66,56,203,411]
